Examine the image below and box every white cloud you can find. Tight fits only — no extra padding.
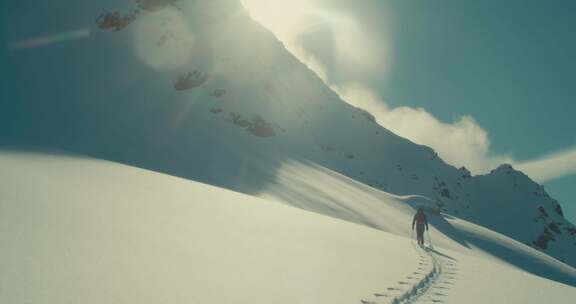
[284,33,576,182]
[333,83,513,174]
[332,81,576,183]
[242,1,576,183]
[516,147,576,183]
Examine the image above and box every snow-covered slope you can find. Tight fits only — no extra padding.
[0,152,417,304]
[242,158,576,287]
[1,152,575,304]
[1,0,574,268]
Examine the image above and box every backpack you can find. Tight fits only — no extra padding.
[415,212,426,224]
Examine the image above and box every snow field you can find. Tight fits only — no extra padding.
[1,152,575,304]
[0,152,418,304]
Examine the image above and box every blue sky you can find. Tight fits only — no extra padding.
[243,0,576,221]
[1,0,575,221]
[353,0,576,221]
[372,0,576,222]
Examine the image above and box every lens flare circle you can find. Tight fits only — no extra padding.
[133,8,195,70]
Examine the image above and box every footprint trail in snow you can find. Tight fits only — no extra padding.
[360,243,458,304]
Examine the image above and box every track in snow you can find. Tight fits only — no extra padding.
[360,242,458,304]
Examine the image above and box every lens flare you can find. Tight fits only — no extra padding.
[133,8,195,70]
[241,0,315,38]
[7,29,91,50]
[241,0,390,79]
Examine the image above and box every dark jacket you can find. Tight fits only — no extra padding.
[412,211,429,230]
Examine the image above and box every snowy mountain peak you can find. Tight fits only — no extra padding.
[490,163,529,179]
[493,163,515,172]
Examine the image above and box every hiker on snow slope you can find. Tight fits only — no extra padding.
[412,207,429,246]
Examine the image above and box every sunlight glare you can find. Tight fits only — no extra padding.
[241,0,390,80]
[7,29,91,50]
[241,0,315,37]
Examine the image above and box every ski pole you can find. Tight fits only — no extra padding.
[410,225,416,246]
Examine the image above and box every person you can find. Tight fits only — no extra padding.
[412,207,429,246]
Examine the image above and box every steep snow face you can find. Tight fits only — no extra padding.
[1,0,574,266]
[1,152,575,304]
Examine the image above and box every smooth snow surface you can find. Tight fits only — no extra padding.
[1,152,575,304]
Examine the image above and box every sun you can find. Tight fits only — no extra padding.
[241,0,316,37]
[240,0,389,82]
